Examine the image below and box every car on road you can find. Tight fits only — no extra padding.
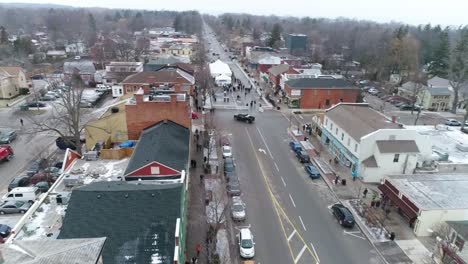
[238,228,255,259]
[8,176,30,192]
[304,164,321,179]
[26,159,47,176]
[446,119,461,126]
[0,129,17,144]
[234,113,255,123]
[289,141,302,153]
[25,101,46,108]
[0,145,14,163]
[331,203,355,228]
[224,157,235,176]
[39,95,56,101]
[0,201,32,214]
[227,180,241,196]
[222,145,233,158]
[399,104,421,111]
[0,224,11,238]
[296,150,311,163]
[231,196,246,221]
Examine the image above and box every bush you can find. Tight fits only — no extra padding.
[19,87,30,95]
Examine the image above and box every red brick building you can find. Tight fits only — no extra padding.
[267,64,298,88]
[284,78,360,109]
[122,67,195,96]
[125,91,191,140]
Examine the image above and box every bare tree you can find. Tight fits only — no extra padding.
[449,29,468,114]
[115,41,134,62]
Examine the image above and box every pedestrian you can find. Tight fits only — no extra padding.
[191,257,197,264]
[372,192,378,201]
[334,175,340,185]
[302,124,306,131]
[195,244,202,257]
[204,156,207,163]
[20,119,23,126]
[200,174,204,183]
[363,188,368,198]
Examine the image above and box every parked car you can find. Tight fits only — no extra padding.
[400,104,421,111]
[39,95,56,101]
[26,159,47,176]
[56,136,78,150]
[331,203,355,227]
[238,228,255,259]
[30,173,59,185]
[46,91,60,98]
[2,187,41,203]
[234,113,255,123]
[34,181,50,193]
[304,164,321,179]
[224,157,235,177]
[394,101,406,107]
[0,224,11,238]
[231,196,246,221]
[0,129,17,144]
[53,161,63,169]
[445,119,461,126]
[0,200,32,214]
[289,141,302,153]
[296,150,311,163]
[25,101,46,108]
[8,176,30,192]
[222,145,233,158]
[227,180,241,196]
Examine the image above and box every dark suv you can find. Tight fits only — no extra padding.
[26,159,47,176]
[331,203,355,227]
[8,176,30,192]
[296,150,311,163]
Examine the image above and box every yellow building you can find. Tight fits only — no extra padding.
[85,101,128,150]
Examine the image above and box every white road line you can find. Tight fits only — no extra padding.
[344,230,366,240]
[256,127,274,159]
[281,176,287,187]
[287,230,296,241]
[310,243,320,263]
[274,162,280,172]
[289,194,296,208]
[294,245,307,263]
[299,215,307,231]
[298,114,304,119]
[281,112,290,121]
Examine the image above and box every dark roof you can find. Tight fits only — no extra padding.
[428,87,451,96]
[124,120,189,176]
[145,57,183,71]
[0,238,106,264]
[446,220,468,239]
[58,181,182,264]
[123,69,194,84]
[286,78,357,89]
[63,61,96,74]
[362,155,378,168]
[376,140,420,153]
[268,64,290,76]
[326,104,402,142]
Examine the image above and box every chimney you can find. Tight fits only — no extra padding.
[391,116,397,123]
[163,119,168,124]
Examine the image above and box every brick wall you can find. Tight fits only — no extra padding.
[126,94,191,140]
[300,89,359,109]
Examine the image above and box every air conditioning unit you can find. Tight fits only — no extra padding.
[84,151,98,161]
[63,174,84,187]
[55,192,71,205]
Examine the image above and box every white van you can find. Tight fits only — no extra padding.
[2,187,41,203]
[238,228,255,259]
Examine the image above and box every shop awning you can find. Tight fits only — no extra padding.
[378,184,418,220]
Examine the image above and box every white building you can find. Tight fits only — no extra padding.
[321,103,432,182]
[379,174,468,237]
[65,42,86,55]
[209,60,232,78]
[104,62,144,84]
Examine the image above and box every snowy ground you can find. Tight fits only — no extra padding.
[216,229,232,264]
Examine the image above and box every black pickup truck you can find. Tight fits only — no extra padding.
[234,114,255,123]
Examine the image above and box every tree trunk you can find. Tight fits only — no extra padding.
[451,88,459,114]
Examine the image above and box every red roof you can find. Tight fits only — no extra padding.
[125,161,181,178]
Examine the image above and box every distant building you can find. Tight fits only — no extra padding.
[0,67,27,99]
[285,34,307,54]
[63,61,96,85]
[103,61,144,84]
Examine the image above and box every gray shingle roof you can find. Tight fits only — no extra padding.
[285,78,357,89]
[124,120,189,177]
[326,104,402,142]
[63,61,96,74]
[428,87,451,96]
[58,181,182,264]
[376,140,420,153]
[0,238,106,264]
[268,64,290,76]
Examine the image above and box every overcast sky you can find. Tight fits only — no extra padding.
[1,0,467,26]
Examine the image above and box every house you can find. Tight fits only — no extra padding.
[103,62,144,84]
[0,67,27,99]
[125,91,191,140]
[58,181,184,264]
[399,81,452,111]
[65,42,86,55]
[267,64,298,88]
[321,103,432,182]
[378,174,468,237]
[46,50,67,59]
[284,77,359,109]
[0,238,106,264]
[124,120,189,180]
[63,61,96,85]
[122,67,195,96]
[85,101,128,150]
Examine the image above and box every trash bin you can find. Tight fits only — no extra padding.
[390,232,395,241]
[341,179,347,185]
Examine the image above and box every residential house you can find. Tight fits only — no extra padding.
[399,81,452,111]
[65,42,86,55]
[58,181,184,264]
[103,61,144,84]
[321,103,432,182]
[85,101,128,150]
[0,238,106,264]
[267,64,298,88]
[124,120,189,180]
[378,174,468,238]
[0,67,27,99]
[122,67,195,96]
[63,61,96,85]
[125,90,191,140]
[284,77,359,109]
[46,50,67,60]
[445,220,468,263]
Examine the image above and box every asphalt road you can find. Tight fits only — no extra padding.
[215,109,383,264]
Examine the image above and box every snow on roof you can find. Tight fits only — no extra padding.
[209,60,232,77]
[386,174,468,210]
[406,125,468,163]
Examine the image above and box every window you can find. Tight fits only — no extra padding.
[393,154,400,163]
[119,88,123,94]
[341,133,344,141]
[133,85,137,92]
[325,99,330,106]
[126,85,130,93]
[150,166,160,175]
[354,144,358,152]
[15,194,23,197]
[335,128,338,135]
[314,90,318,95]
[325,119,328,126]
[347,138,350,146]
[330,123,333,130]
